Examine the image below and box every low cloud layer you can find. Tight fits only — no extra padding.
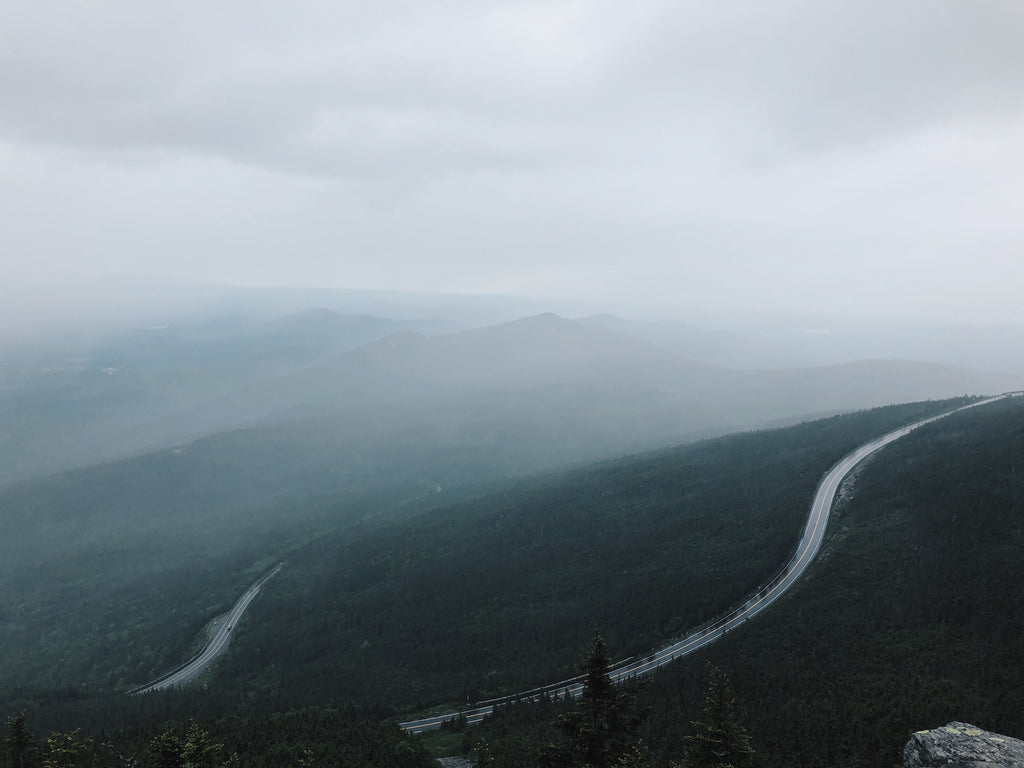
[2,1,1022,320]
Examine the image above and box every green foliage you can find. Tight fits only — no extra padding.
[541,632,647,768]
[631,396,1024,767]
[465,397,1024,767]
[0,707,435,768]
[148,727,184,768]
[180,722,223,768]
[145,722,223,768]
[214,398,964,712]
[3,396,1007,767]
[6,711,35,768]
[679,664,754,768]
[41,729,90,768]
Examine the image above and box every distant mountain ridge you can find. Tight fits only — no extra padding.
[580,312,1024,373]
[0,308,1019,488]
[167,312,1013,437]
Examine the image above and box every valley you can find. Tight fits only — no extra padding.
[399,392,1015,733]
[451,393,1024,767]
[2,302,1022,768]
[7,4,1024,763]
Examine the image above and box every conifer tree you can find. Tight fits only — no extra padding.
[148,722,223,768]
[148,727,184,768]
[679,663,754,768]
[181,722,222,768]
[41,730,90,768]
[542,631,646,768]
[6,712,35,768]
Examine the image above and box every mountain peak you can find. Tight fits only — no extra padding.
[510,312,569,326]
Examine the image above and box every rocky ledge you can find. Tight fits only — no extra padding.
[904,721,1024,768]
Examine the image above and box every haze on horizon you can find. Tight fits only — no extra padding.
[2,1,1023,326]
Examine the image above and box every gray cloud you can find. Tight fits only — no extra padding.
[1,1,1022,321]
[618,2,1024,149]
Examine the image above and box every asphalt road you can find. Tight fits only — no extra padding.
[131,563,283,694]
[399,394,1016,732]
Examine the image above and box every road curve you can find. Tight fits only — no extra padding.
[400,394,1017,732]
[131,563,283,695]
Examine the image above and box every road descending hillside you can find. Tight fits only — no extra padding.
[399,393,1018,732]
[131,564,282,694]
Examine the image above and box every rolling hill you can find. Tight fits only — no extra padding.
[470,394,1024,768]
[2,395,1022,768]
[2,310,1017,490]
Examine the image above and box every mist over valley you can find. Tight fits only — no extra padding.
[3,1,1024,764]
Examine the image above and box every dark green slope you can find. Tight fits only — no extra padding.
[3,396,1016,767]
[209,398,970,712]
[481,394,1023,768]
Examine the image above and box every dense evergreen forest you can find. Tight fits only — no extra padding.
[466,395,1024,767]
[3,705,435,768]
[4,395,1021,766]
[209,397,965,712]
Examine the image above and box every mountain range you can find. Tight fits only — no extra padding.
[2,293,1023,767]
[1,308,1017,487]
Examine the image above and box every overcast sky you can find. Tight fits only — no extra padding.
[2,0,1023,321]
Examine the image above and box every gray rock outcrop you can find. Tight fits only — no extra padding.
[904,721,1024,767]
[437,758,474,768]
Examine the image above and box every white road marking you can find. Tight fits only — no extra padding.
[399,395,1011,732]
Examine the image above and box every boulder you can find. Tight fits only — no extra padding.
[904,721,1024,768]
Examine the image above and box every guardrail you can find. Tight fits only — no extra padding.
[129,563,284,695]
[399,394,1014,732]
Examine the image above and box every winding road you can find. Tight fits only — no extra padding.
[131,563,283,694]
[399,394,1017,732]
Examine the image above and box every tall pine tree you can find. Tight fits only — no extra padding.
[6,712,35,768]
[678,663,754,768]
[541,631,646,768]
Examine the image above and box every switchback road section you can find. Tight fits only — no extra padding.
[400,394,1016,733]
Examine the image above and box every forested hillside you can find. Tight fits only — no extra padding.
[4,395,1021,767]
[203,399,967,710]
[468,394,1024,767]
